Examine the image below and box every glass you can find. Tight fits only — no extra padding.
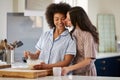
[53,67,62,76]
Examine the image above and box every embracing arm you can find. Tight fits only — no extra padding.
[62,57,93,75]
[67,58,92,71]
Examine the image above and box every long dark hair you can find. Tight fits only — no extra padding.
[69,6,99,44]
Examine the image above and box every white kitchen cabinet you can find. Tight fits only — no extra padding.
[25,0,53,11]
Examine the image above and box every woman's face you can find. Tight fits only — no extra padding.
[53,13,66,30]
[65,12,72,27]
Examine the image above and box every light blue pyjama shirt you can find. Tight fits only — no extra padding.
[35,29,76,64]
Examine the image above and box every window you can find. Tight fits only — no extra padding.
[97,14,117,52]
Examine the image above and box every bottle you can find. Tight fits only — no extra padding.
[6,50,11,64]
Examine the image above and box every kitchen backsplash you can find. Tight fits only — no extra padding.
[7,13,43,62]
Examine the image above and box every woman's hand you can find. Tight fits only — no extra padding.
[23,50,40,60]
[33,62,47,70]
[23,51,30,59]
[62,67,71,76]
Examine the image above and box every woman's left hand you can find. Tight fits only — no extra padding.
[62,67,71,76]
[33,62,46,70]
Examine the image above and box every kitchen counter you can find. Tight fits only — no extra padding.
[96,52,120,59]
[0,75,120,80]
[0,53,120,79]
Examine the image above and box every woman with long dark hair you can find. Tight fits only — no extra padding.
[62,6,99,76]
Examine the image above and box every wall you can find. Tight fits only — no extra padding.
[24,10,49,32]
[7,13,43,61]
[15,0,50,32]
[88,0,120,42]
[1,0,120,41]
[0,0,13,40]
[13,0,18,12]
[13,0,25,12]
[18,0,25,12]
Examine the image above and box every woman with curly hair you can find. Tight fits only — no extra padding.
[62,6,99,76]
[24,3,76,70]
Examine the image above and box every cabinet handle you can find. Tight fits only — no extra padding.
[116,58,120,61]
[102,67,106,70]
[101,61,106,64]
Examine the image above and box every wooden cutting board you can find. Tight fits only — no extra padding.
[0,64,11,69]
[0,68,52,79]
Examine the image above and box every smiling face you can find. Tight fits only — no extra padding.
[53,13,66,30]
[65,12,73,27]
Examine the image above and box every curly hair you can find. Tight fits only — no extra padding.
[45,2,71,28]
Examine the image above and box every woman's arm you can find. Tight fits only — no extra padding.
[62,58,92,75]
[67,58,92,70]
[33,54,74,69]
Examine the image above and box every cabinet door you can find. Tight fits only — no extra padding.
[114,56,120,76]
[105,57,117,76]
[95,58,114,76]
[95,56,120,77]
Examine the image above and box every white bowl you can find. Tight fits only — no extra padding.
[27,59,43,69]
